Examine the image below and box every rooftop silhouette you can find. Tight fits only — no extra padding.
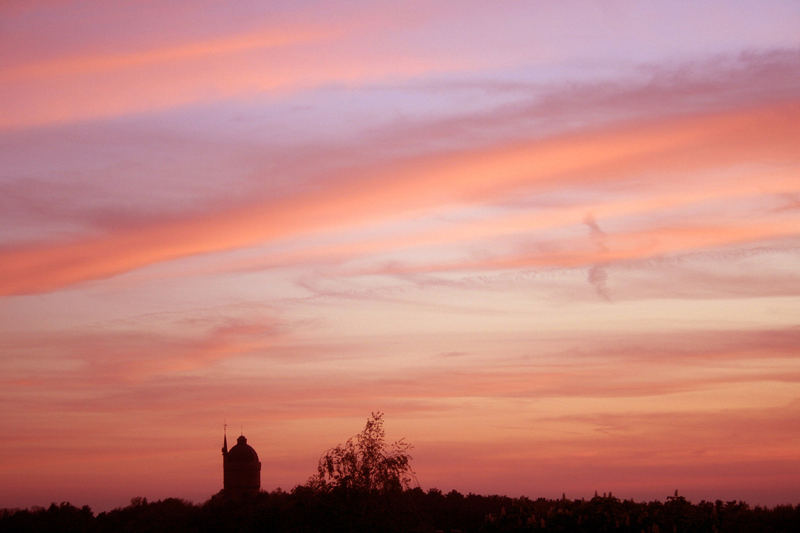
[221,430,260,497]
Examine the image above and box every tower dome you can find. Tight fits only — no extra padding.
[222,433,261,495]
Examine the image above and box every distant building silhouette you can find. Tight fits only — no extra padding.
[222,430,261,496]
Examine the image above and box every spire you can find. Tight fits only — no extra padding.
[222,423,228,455]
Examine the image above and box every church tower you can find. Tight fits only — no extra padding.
[222,428,261,495]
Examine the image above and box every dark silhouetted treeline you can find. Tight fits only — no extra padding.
[3,489,800,532]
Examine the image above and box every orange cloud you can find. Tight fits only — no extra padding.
[377,216,800,275]
[3,26,335,83]
[3,320,799,508]
[414,402,800,503]
[0,7,463,130]
[0,318,281,384]
[2,100,797,295]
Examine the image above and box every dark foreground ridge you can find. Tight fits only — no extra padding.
[5,414,799,531]
[3,490,800,533]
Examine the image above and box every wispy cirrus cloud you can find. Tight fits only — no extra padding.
[0,1,469,129]
[1,98,798,295]
[0,317,282,387]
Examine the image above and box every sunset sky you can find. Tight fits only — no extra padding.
[2,0,800,512]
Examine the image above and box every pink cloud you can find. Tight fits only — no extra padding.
[409,399,800,503]
[3,319,799,509]
[0,2,467,130]
[0,317,282,386]
[2,100,798,295]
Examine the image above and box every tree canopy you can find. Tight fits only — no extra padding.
[309,411,414,493]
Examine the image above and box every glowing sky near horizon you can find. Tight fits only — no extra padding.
[2,0,800,511]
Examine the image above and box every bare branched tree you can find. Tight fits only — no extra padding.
[309,412,414,493]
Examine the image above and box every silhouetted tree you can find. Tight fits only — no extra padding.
[309,411,414,494]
